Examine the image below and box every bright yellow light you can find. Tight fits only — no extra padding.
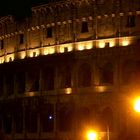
[78,45,85,51]
[134,98,140,113]
[121,37,131,46]
[85,41,93,50]
[65,88,72,94]
[68,45,73,52]
[29,50,40,57]
[99,41,105,48]
[109,41,115,47]
[43,47,55,55]
[49,47,55,54]
[59,44,73,53]
[0,57,4,64]
[20,51,26,59]
[44,49,49,55]
[97,86,106,92]
[122,40,129,46]
[59,46,65,53]
[6,54,14,62]
[86,130,98,140]
[86,45,92,50]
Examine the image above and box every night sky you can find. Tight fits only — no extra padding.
[0,0,62,18]
[0,0,31,18]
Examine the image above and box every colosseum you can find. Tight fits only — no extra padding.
[0,0,140,140]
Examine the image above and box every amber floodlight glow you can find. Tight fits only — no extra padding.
[86,130,98,140]
[134,97,140,113]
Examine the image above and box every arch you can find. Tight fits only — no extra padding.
[5,72,14,95]
[42,66,55,90]
[78,63,92,87]
[40,103,54,132]
[58,103,74,131]
[122,60,137,84]
[60,65,71,88]
[16,71,25,94]
[27,70,39,92]
[100,62,114,84]
[76,107,91,129]
[78,107,91,118]
[14,103,23,133]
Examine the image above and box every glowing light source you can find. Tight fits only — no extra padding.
[26,92,35,97]
[86,45,92,50]
[65,88,72,94]
[59,44,73,53]
[49,47,55,54]
[98,39,116,48]
[121,37,131,46]
[29,52,34,57]
[48,115,53,120]
[60,47,65,53]
[20,51,26,59]
[6,54,14,62]
[29,49,40,57]
[44,49,49,55]
[77,45,85,51]
[44,46,55,55]
[68,45,73,52]
[99,41,105,48]
[109,41,115,47]
[85,41,93,49]
[86,130,98,140]
[96,86,106,92]
[122,40,129,46]
[134,97,140,113]
[0,57,4,64]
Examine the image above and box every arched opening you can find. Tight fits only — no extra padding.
[58,103,74,131]
[60,66,71,88]
[78,63,92,87]
[42,66,55,90]
[27,70,39,92]
[76,107,91,129]
[14,102,23,133]
[5,72,14,95]
[122,60,136,84]
[40,103,54,132]
[16,71,25,94]
[100,63,114,84]
[25,102,38,133]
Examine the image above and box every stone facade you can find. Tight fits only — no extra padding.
[0,0,140,140]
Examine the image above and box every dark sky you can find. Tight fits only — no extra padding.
[0,0,32,17]
[0,0,61,18]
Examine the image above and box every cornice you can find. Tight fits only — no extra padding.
[0,15,13,24]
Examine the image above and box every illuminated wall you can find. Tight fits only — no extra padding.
[0,0,139,64]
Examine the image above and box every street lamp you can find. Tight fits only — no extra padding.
[134,97,140,113]
[132,97,140,140]
[86,130,98,140]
